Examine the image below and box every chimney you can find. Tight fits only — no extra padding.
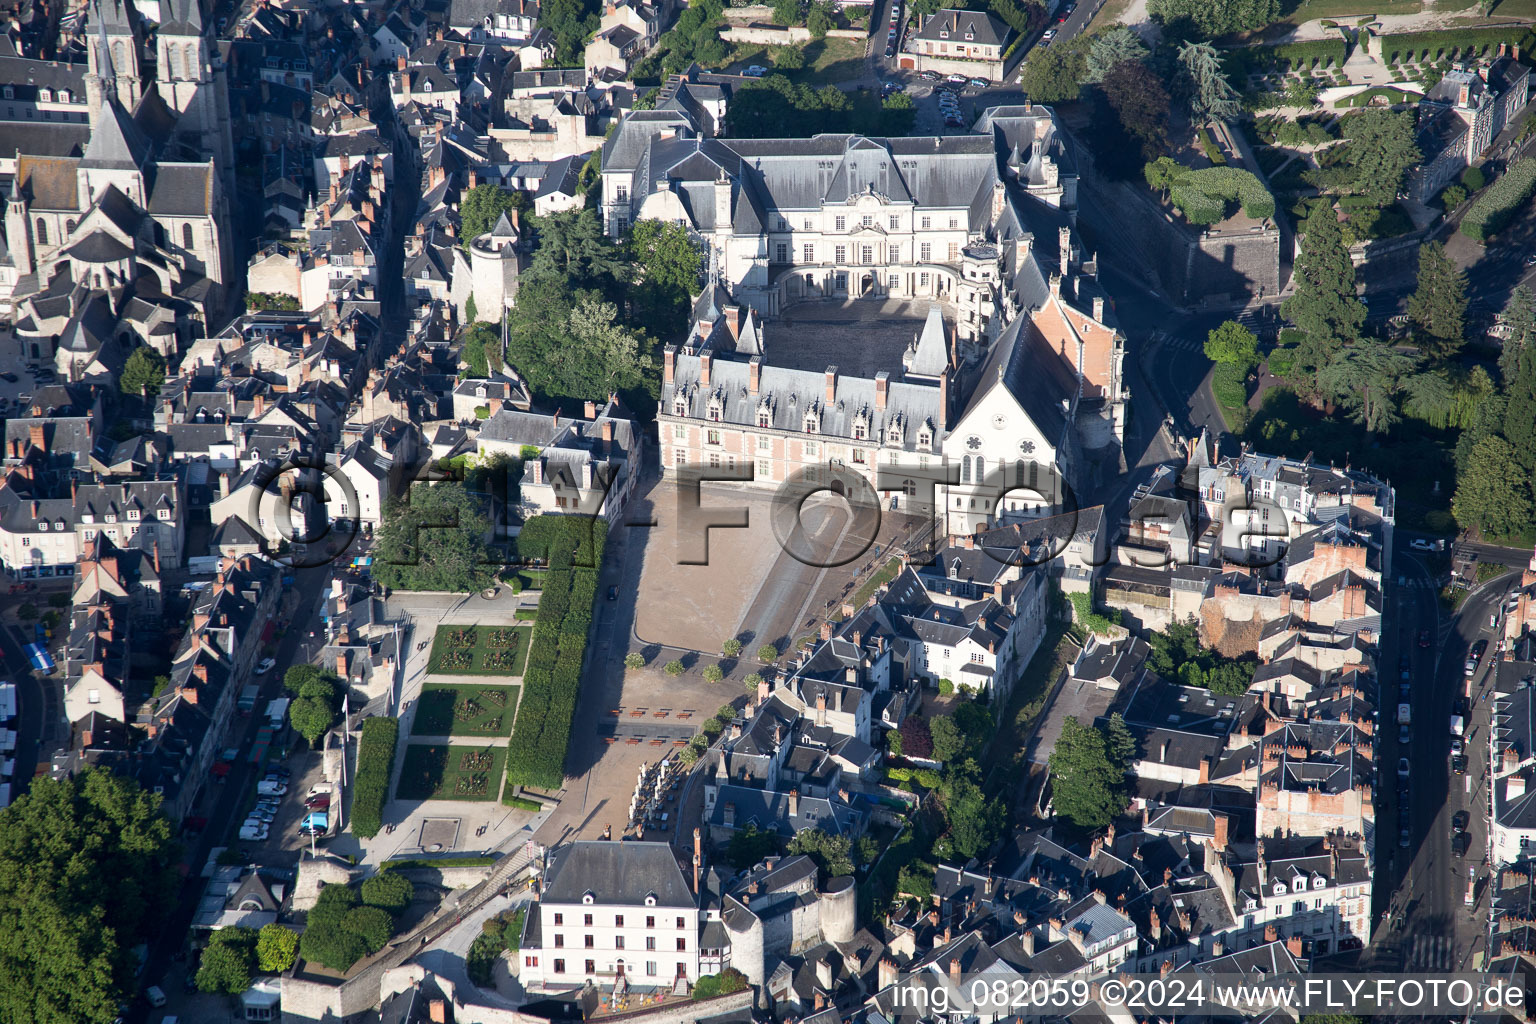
[429,1000,447,1024]
[874,371,888,411]
[788,788,799,817]
[1022,930,1035,955]
[1212,813,1229,852]
[193,662,208,684]
[878,959,898,990]
[1059,225,1071,275]
[948,958,960,983]
[397,55,406,71]
[825,365,837,404]
[815,956,833,990]
[758,678,770,703]
[28,423,44,452]
[1264,923,1278,943]
[1198,757,1211,785]
[584,400,597,419]
[1285,935,1303,957]
[700,351,712,387]
[724,306,741,340]
[153,541,161,574]
[664,345,676,386]
[749,356,761,395]
[1212,938,1224,956]
[337,652,349,678]
[602,420,614,443]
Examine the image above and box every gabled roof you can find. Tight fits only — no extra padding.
[542,841,695,908]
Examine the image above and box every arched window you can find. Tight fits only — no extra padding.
[1015,459,1025,487]
[976,457,985,483]
[35,219,47,245]
[182,223,195,250]
[64,218,76,236]
[961,455,971,484]
[113,41,129,73]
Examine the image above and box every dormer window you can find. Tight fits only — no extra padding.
[706,396,723,422]
[105,514,117,524]
[127,509,140,520]
[58,90,69,103]
[1244,897,1257,911]
[938,30,948,38]
[886,423,903,446]
[917,429,931,449]
[644,894,657,906]
[673,395,688,416]
[582,892,595,904]
[82,514,94,524]
[38,521,48,532]
[1272,880,1286,896]
[965,31,973,39]
[852,419,866,441]
[38,89,51,102]
[757,410,770,428]
[1291,877,1305,893]
[1311,876,1325,889]
[804,410,820,434]
[476,384,487,398]
[158,509,171,521]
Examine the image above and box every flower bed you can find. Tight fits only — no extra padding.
[411,684,519,737]
[427,623,531,676]
[395,743,506,802]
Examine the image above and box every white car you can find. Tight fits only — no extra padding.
[256,780,288,797]
[1397,757,1411,779]
[1041,28,1057,41]
[1408,538,1436,551]
[256,658,276,674]
[239,823,269,841]
[1451,737,1465,755]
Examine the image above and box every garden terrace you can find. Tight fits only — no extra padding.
[427,624,532,676]
[396,744,508,802]
[411,683,520,737]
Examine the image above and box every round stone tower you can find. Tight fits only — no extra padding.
[819,875,856,945]
[469,209,521,319]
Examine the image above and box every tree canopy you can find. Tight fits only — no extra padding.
[196,927,257,995]
[460,322,505,379]
[626,220,702,340]
[1280,204,1364,395]
[1083,27,1147,84]
[119,347,166,398]
[1339,109,1420,208]
[1047,717,1125,829]
[256,924,299,973]
[1453,436,1534,539]
[787,828,855,880]
[1179,41,1240,120]
[1016,39,1088,103]
[459,185,527,250]
[540,0,600,65]
[1498,284,1536,380]
[1319,336,1424,435]
[360,870,415,915]
[1407,241,1467,362]
[1147,620,1258,696]
[299,883,397,972]
[940,770,1003,860]
[1205,321,1260,371]
[1147,0,1279,39]
[0,770,179,1024]
[374,482,496,593]
[898,715,934,759]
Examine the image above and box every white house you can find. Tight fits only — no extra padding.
[520,841,700,991]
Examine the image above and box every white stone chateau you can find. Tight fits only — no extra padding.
[601,104,1126,535]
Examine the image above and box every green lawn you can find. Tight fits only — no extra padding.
[725,37,869,89]
[412,683,519,737]
[427,623,531,676]
[396,743,506,802]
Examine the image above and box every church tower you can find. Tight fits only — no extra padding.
[5,179,32,277]
[157,0,234,172]
[85,0,143,116]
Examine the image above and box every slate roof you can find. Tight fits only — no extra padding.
[148,163,215,216]
[80,97,150,171]
[541,840,695,908]
[913,8,1009,47]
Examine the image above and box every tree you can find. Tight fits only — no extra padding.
[771,42,805,68]
[703,664,724,683]
[627,220,702,340]
[1407,241,1468,362]
[910,0,941,15]
[899,715,933,759]
[459,185,526,250]
[1100,61,1170,163]
[624,652,645,670]
[772,0,799,25]
[929,715,964,762]
[1205,321,1259,371]
[743,671,763,691]
[1503,344,1536,475]
[722,638,743,657]
[1497,284,1536,380]
[196,927,257,995]
[1148,0,1279,38]
[1341,109,1420,208]
[757,643,779,662]
[345,906,394,955]
[942,774,1003,860]
[507,286,653,403]
[529,208,626,291]
[787,828,855,879]
[665,659,685,676]
[0,771,178,1024]
[1453,436,1534,538]
[1017,42,1087,103]
[374,482,495,593]
[1285,75,1320,109]
[1281,204,1364,394]
[256,924,299,974]
[806,2,833,38]
[1103,712,1138,772]
[1047,716,1124,828]
[727,823,779,867]
[1179,40,1239,120]
[460,322,505,378]
[1083,26,1147,84]
[1319,337,1422,435]
[119,347,166,398]
[692,968,751,1000]
[1144,156,1180,199]
[284,664,333,695]
[288,694,336,746]
[879,90,916,136]
[361,870,415,915]
[540,0,600,65]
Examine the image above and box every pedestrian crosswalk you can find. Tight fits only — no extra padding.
[1405,934,1457,971]
[1145,331,1207,354]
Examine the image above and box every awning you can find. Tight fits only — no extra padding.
[24,643,53,672]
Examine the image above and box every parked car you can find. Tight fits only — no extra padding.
[607,585,619,601]
[0,372,16,383]
[145,986,167,1009]
[968,76,988,87]
[305,795,331,812]
[255,657,276,674]
[920,70,941,80]
[1041,27,1057,41]
[1452,753,1469,775]
[946,73,967,83]
[744,65,767,77]
[1418,629,1431,648]
[238,823,269,841]
[1397,757,1410,778]
[1398,827,1411,848]
[1451,737,1465,755]
[1398,723,1410,745]
[1409,538,1441,551]
[256,780,288,797]
[885,44,895,56]
[1453,809,1470,833]
[246,809,275,823]
[1453,831,1471,857]
[1465,656,1479,677]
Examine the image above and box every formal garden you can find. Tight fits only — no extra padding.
[396,743,507,802]
[412,683,519,737]
[427,623,532,676]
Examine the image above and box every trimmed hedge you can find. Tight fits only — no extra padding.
[1379,27,1533,65]
[1212,363,1249,409]
[504,516,606,790]
[1462,158,1536,240]
[383,854,499,869]
[503,795,543,811]
[353,717,399,839]
[1168,166,1276,225]
[1225,38,1349,77]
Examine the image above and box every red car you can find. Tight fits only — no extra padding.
[305,795,331,811]
[1418,629,1431,648]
